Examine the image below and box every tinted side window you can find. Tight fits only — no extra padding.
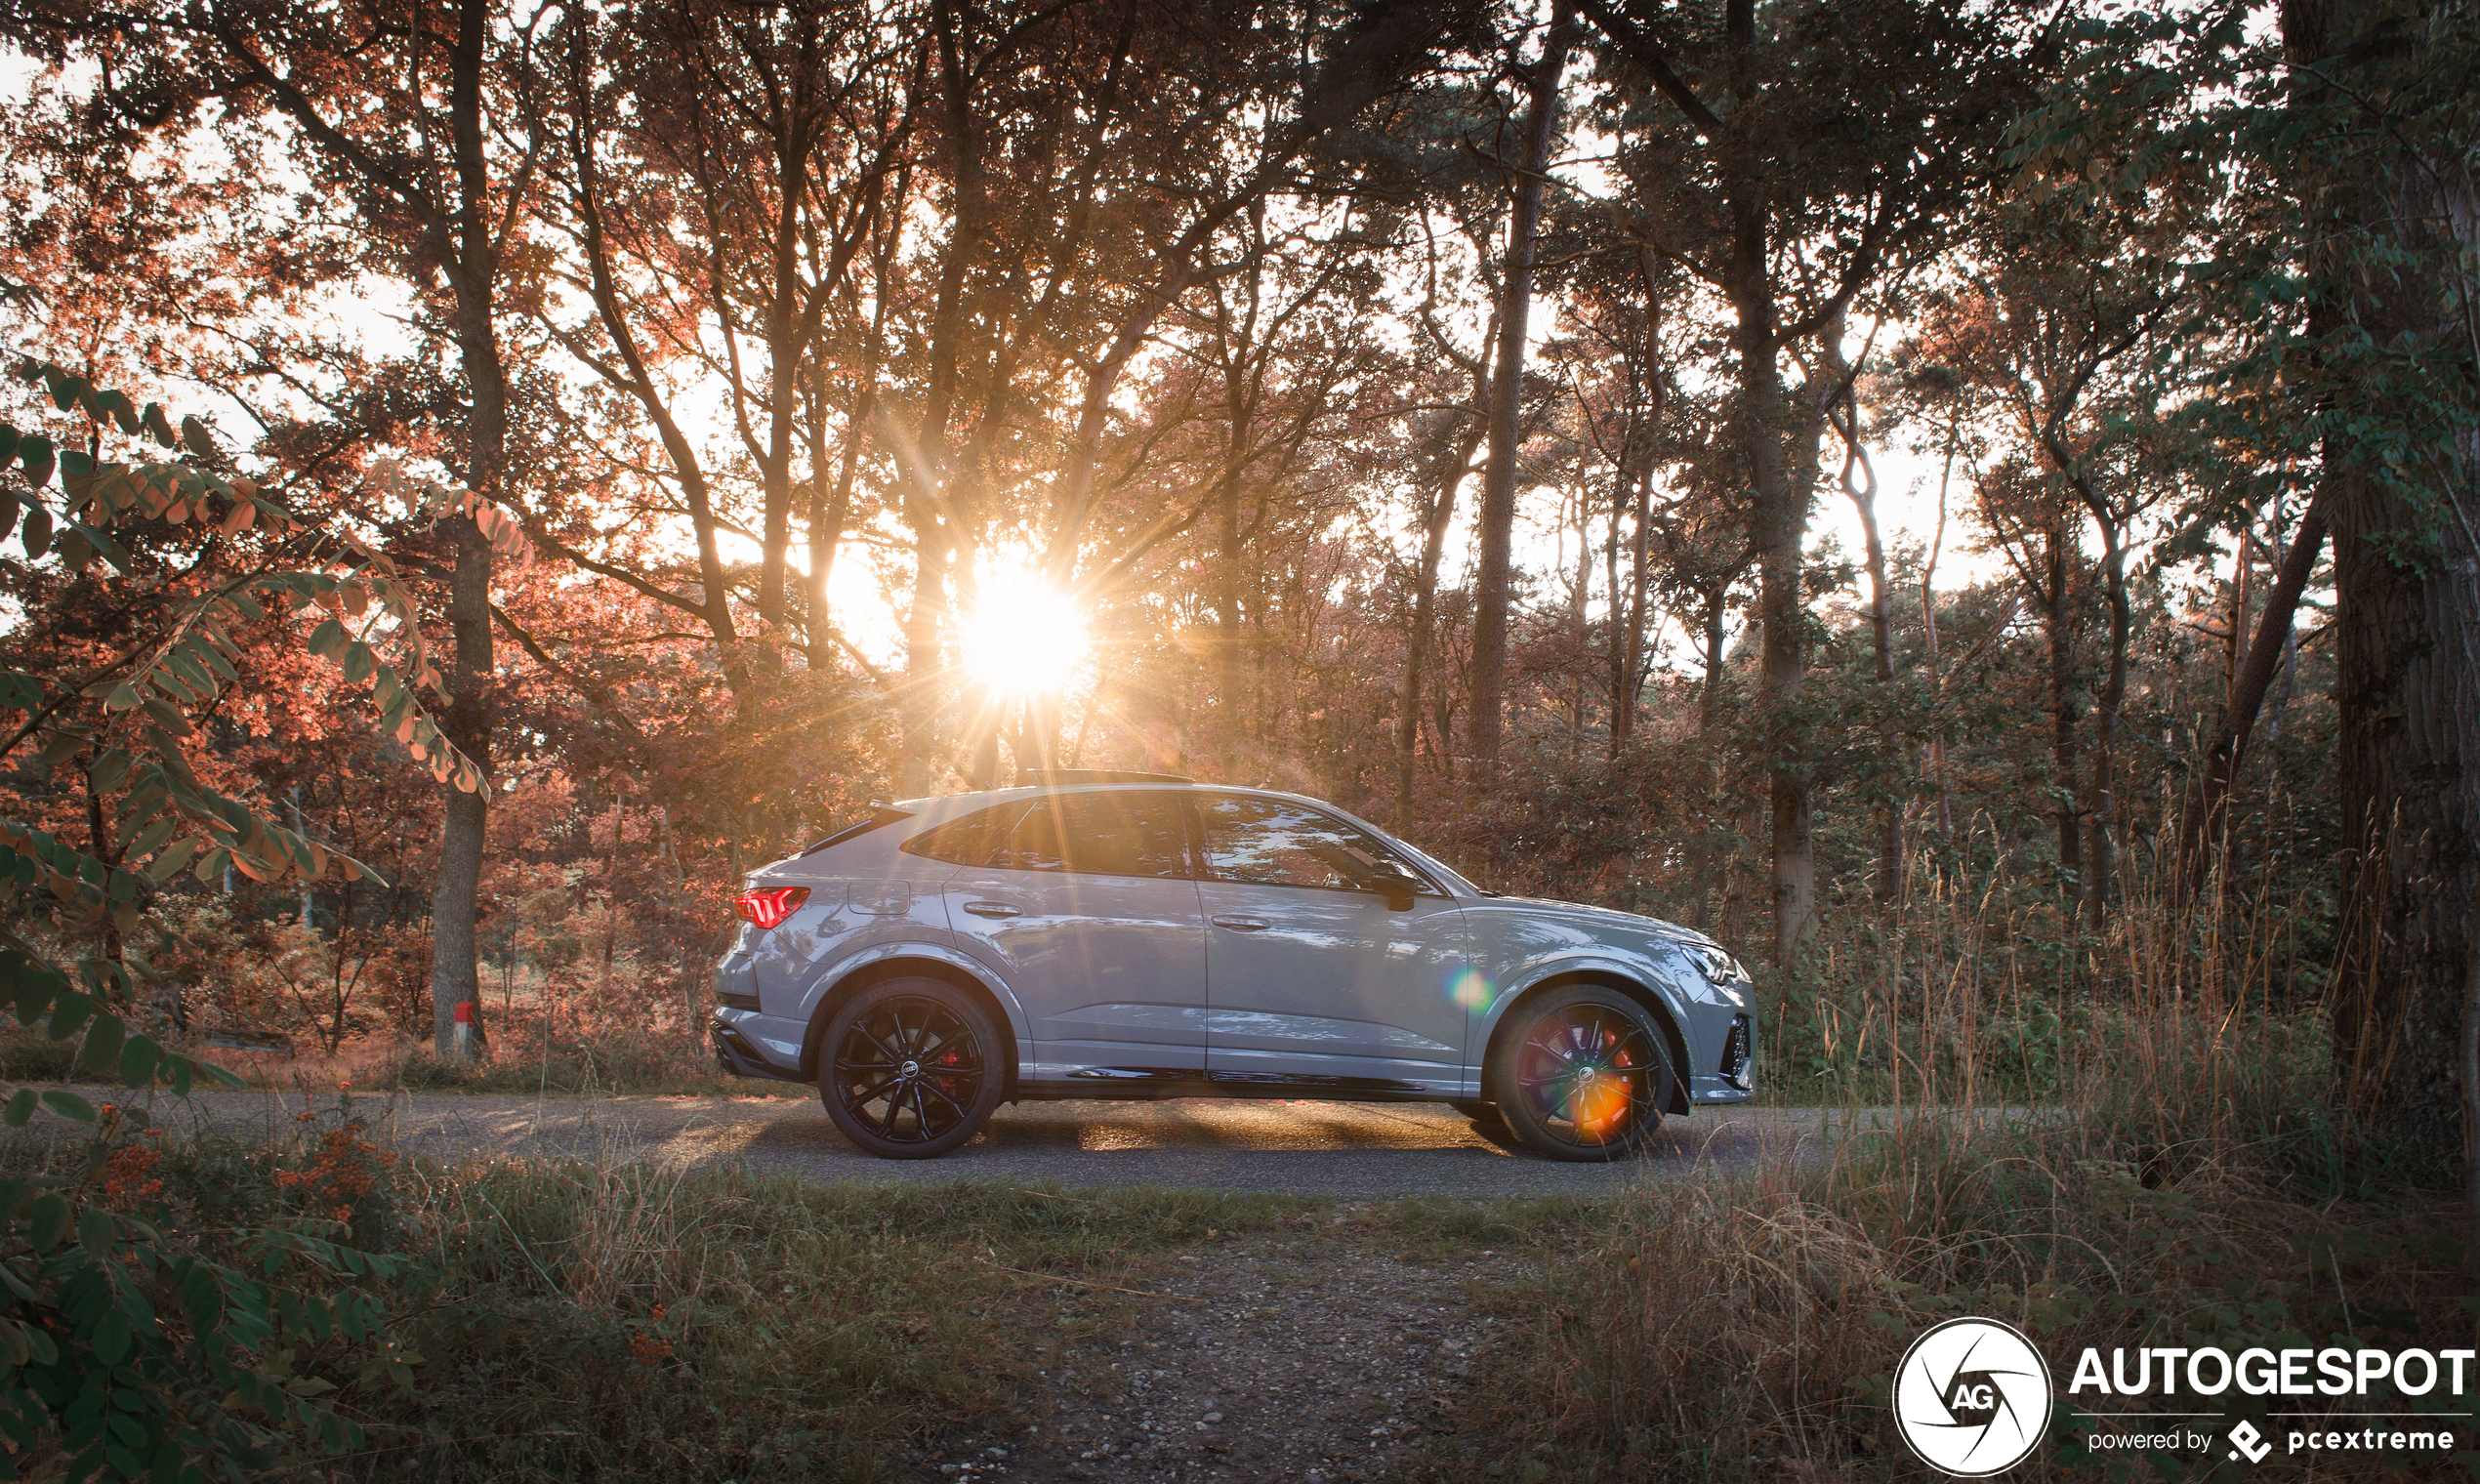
[1198,796,1433,892]
[997,792,1190,879]
[899,804,1028,866]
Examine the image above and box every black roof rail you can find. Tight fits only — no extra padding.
[1019,768,1195,786]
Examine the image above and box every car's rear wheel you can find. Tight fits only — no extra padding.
[820,977,1004,1159]
[1489,985,1673,1162]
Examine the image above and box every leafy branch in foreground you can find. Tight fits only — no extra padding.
[0,357,534,1480]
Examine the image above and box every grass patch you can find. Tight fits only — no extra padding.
[379,1043,809,1098]
[1405,1059,2470,1483]
[0,1101,1313,1482]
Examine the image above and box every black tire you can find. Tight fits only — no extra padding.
[1488,984,1674,1162]
[819,977,1005,1159]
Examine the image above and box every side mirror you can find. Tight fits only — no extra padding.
[1367,865,1420,911]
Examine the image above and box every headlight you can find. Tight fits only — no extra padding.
[1683,943,1747,987]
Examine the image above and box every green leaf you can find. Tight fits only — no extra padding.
[75,1014,124,1078]
[43,369,79,411]
[178,415,213,458]
[39,1091,96,1124]
[76,1206,114,1259]
[21,502,52,556]
[0,424,16,463]
[122,814,178,864]
[28,1195,67,1251]
[144,838,200,884]
[306,618,349,659]
[88,1312,130,1369]
[1,1090,34,1127]
[46,991,94,1042]
[0,490,17,542]
[90,748,132,794]
[117,1037,160,1090]
[65,522,130,576]
[341,641,376,683]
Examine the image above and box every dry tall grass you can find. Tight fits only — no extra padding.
[1423,832,2460,1483]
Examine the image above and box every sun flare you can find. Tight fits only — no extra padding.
[960,569,1091,697]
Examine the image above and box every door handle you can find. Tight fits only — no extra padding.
[962,901,1022,919]
[1211,915,1270,931]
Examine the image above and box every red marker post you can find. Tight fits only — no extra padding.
[453,1000,477,1060]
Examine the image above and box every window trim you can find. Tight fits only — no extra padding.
[1185,792,1446,898]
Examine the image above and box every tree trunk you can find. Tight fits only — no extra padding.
[1839,416,1903,900]
[1612,472,1651,756]
[2288,0,2480,1152]
[1216,457,1248,776]
[429,0,501,1060]
[1922,423,1957,839]
[2174,504,2327,906]
[2045,525,2085,904]
[1399,420,1484,826]
[1466,1,1571,785]
[2085,510,2128,929]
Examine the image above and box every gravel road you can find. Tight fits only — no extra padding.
[56,1087,1881,1197]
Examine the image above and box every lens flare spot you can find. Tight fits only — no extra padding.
[1447,968,1493,1010]
[1570,1072,1630,1141]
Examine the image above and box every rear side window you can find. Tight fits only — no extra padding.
[996,792,1191,879]
[1197,794,1436,893]
[900,804,1028,866]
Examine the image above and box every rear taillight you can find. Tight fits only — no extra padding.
[733,886,810,930]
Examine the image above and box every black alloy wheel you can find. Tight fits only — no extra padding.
[819,977,1005,1159]
[1489,985,1673,1162]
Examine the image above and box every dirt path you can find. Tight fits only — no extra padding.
[926,1223,1505,1484]
[52,1087,1870,1197]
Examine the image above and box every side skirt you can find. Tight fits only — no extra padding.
[1013,1070,1462,1105]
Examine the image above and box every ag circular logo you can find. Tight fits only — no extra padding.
[1893,1317,2054,1475]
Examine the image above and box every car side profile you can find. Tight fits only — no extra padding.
[710,770,1756,1161]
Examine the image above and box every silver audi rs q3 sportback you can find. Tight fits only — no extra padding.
[710,771,1757,1161]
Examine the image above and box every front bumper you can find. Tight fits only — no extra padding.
[1690,1013,1756,1103]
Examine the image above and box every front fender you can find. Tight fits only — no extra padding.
[1472,948,1695,1047]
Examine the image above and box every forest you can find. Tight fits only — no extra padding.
[0,0,2471,1475]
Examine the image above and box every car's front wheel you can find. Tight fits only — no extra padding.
[819,977,1004,1159]
[1489,985,1674,1162]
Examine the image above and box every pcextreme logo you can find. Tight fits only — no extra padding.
[1894,1318,2055,1476]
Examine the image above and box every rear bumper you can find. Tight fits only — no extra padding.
[711,1012,806,1084]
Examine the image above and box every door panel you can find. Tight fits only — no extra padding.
[927,792,1208,1077]
[1191,794,1470,1091]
